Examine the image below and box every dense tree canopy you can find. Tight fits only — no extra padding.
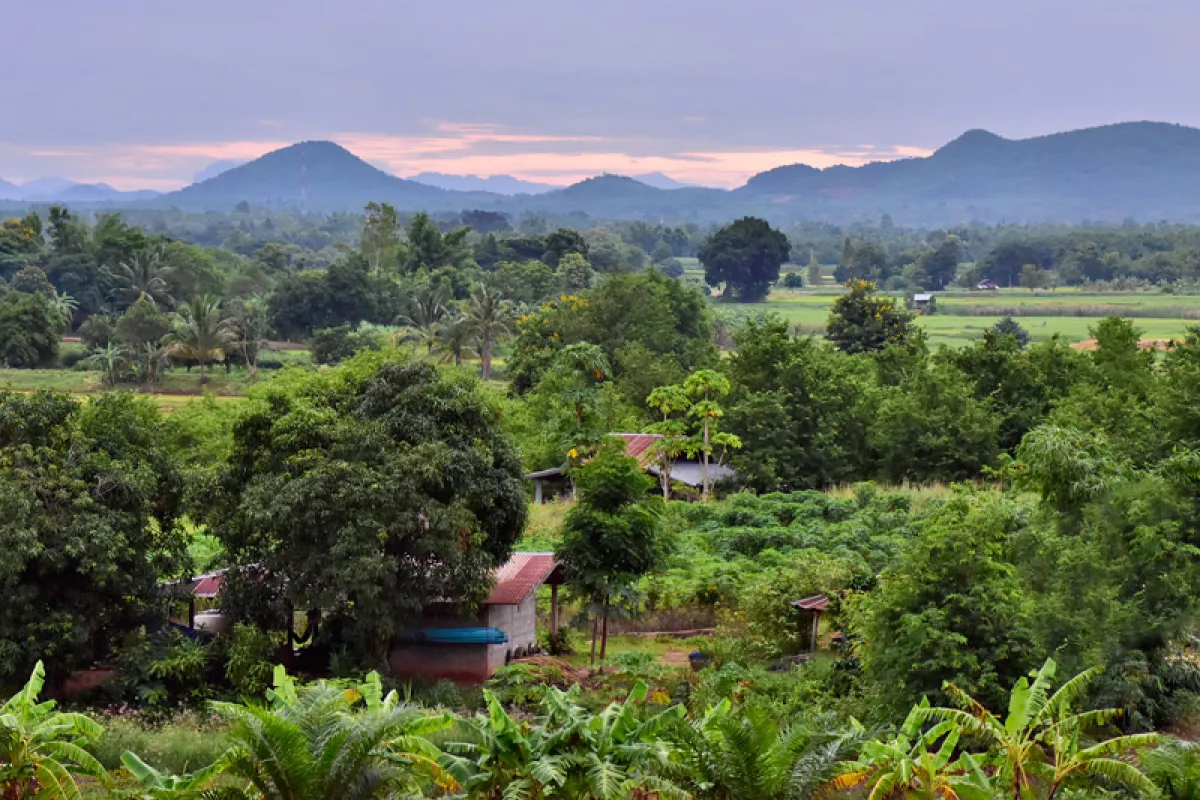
[699,217,791,302]
[0,392,186,688]
[197,352,528,663]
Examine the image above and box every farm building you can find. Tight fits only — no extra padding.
[525,432,737,504]
[389,552,564,683]
[166,553,565,683]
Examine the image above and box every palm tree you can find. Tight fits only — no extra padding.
[132,342,171,388]
[209,668,453,800]
[464,286,512,381]
[229,294,271,377]
[166,295,234,385]
[110,248,174,309]
[49,291,78,330]
[433,312,477,366]
[399,284,451,355]
[916,658,1158,800]
[672,701,864,800]
[85,342,130,387]
[0,661,108,800]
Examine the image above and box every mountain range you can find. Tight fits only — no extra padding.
[7,122,1200,223]
[0,178,160,203]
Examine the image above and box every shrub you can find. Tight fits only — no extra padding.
[224,624,281,699]
[309,324,381,365]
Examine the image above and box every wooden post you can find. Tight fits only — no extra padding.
[810,611,820,654]
[550,584,559,649]
[534,479,544,506]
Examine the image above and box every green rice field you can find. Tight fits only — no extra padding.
[730,287,1200,348]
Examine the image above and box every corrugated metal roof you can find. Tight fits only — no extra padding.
[485,552,562,606]
[612,433,662,467]
[648,460,737,488]
[790,593,830,612]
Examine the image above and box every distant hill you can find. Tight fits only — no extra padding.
[738,122,1200,223]
[0,177,160,203]
[158,141,499,211]
[410,172,556,195]
[631,172,695,190]
[19,122,1200,222]
[519,174,728,218]
[193,159,245,183]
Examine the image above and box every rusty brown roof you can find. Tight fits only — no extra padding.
[485,553,562,606]
[612,433,662,467]
[790,593,830,612]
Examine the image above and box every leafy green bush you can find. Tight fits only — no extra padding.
[309,324,381,365]
[224,624,281,699]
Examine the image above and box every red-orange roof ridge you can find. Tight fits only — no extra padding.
[485,552,562,605]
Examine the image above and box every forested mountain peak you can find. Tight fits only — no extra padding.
[158,140,472,211]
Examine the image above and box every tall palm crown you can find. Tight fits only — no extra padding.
[399,284,451,355]
[166,294,234,384]
[464,286,512,380]
[111,249,174,309]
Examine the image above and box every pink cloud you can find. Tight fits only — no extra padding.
[5,123,932,191]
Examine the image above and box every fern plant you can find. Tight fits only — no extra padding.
[671,700,864,800]
[208,667,453,800]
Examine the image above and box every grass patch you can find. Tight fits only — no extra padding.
[91,713,230,775]
[519,500,572,551]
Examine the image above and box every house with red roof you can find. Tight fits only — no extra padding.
[524,432,737,503]
[169,553,565,683]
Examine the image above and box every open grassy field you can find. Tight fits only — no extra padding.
[733,287,1200,347]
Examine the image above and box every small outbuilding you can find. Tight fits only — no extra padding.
[166,555,566,684]
[389,553,565,683]
[790,593,829,653]
[910,293,933,314]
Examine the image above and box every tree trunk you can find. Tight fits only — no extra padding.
[481,338,492,381]
[589,614,599,665]
[199,359,207,385]
[702,418,711,498]
[599,594,610,661]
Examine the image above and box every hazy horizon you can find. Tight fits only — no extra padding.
[3,0,1199,191]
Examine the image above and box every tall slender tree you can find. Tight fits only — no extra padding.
[464,286,512,380]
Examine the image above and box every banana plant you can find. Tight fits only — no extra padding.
[833,698,994,800]
[0,661,108,800]
[116,752,229,800]
[442,681,686,800]
[915,658,1159,800]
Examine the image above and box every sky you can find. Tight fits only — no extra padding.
[2,0,1198,190]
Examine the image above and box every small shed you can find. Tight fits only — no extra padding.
[389,553,565,683]
[910,293,933,314]
[790,593,829,653]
